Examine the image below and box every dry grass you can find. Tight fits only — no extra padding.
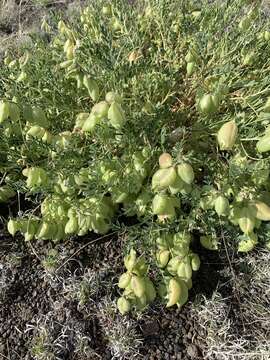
[191,249,270,360]
[0,0,84,56]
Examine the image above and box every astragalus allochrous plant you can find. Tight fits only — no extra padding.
[1,0,270,314]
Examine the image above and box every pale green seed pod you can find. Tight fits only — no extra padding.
[217,120,238,150]
[256,134,270,153]
[132,257,148,276]
[7,219,19,236]
[166,278,181,307]
[152,167,177,191]
[83,76,99,101]
[65,216,78,234]
[169,175,185,195]
[214,195,229,216]
[167,257,181,275]
[177,278,189,307]
[238,233,258,252]
[108,102,126,129]
[152,194,177,216]
[118,272,132,289]
[159,153,173,169]
[42,130,53,144]
[124,249,137,271]
[82,113,99,132]
[144,278,156,303]
[0,101,10,123]
[200,235,218,250]
[177,258,192,280]
[102,4,112,16]
[36,222,51,239]
[254,201,270,221]
[156,249,170,268]
[91,101,109,119]
[198,94,218,114]
[105,91,122,104]
[186,62,196,76]
[117,297,131,315]
[9,103,20,121]
[24,221,38,241]
[177,163,194,184]
[27,125,45,139]
[75,112,90,129]
[238,207,255,234]
[131,275,146,298]
[190,253,200,271]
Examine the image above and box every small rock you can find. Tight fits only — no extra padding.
[141,320,160,337]
[187,344,199,359]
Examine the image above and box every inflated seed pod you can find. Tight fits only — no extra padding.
[75,112,90,129]
[238,233,258,252]
[105,91,122,104]
[7,219,20,236]
[64,216,78,234]
[198,94,218,114]
[167,257,181,275]
[190,253,200,271]
[108,101,126,129]
[124,249,137,272]
[0,101,10,123]
[83,76,99,101]
[217,120,238,150]
[256,134,270,153]
[118,272,132,289]
[42,130,53,144]
[24,221,39,241]
[177,163,194,184]
[82,113,99,132]
[36,222,53,239]
[91,101,109,119]
[200,235,218,250]
[177,257,192,280]
[132,257,148,276]
[214,195,229,216]
[144,278,156,303]
[166,278,181,307]
[152,167,177,191]
[131,275,146,298]
[186,62,196,76]
[177,278,189,307]
[254,201,270,221]
[111,18,122,32]
[54,224,66,242]
[102,4,112,16]
[135,294,148,310]
[156,249,170,268]
[238,207,255,234]
[152,194,177,216]
[169,175,185,195]
[159,153,173,169]
[27,125,45,139]
[117,297,131,315]
[9,103,20,121]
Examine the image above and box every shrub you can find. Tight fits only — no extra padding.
[0,0,270,313]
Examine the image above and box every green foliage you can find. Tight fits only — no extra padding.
[1,0,270,312]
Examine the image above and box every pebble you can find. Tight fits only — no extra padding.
[187,344,199,359]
